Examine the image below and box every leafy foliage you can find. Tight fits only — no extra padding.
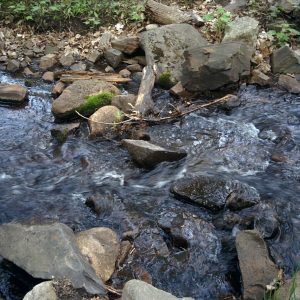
[268,23,300,47]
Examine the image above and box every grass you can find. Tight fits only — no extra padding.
[157,72,176,89]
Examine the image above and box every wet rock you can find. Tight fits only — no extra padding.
[182,42,251,92]
[271,46,300,74]
[170,176,260,212]
[23,281,57,300]
[0,84,28,104]
[111,36,140,55]
[121,139,187,168]
[223,17,259,50]
[121,280,194,300]
[7,59,20,72]
[51,122,80,143]
[278,74,300,93]
[42,71,54,83]
[75,227,120,282]
[51,81,66,98]
[0,223,105,295]
[250,69,271,86]
[236,230,278,300]
[126,64,142,72]
[274,271,300,299]
[70,62,87,71]
[88,105,122,137]
[59,53,75,67]
[39,54,57,71]
[23,67,34,77]
[111,94,137,113]
[104,49,123,68]
[119,69,131,78]
[271,153,287,162]
[132,72,143,84]
[87,50,102,64]
[140,24,209,82]
[52,80,119,119]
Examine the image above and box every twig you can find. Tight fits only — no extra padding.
[105,285,122,296]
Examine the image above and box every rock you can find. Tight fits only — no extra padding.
[279,0,300,13]
[111,36,140,55]
[23,67,34,77]
[271,46,300,74]
[87,50,102,63]
[0,223,105,295]
[271,153,287,162]
[51,122,80,143]
[275,271,300,299]
[223,17,259,50]
[119,69,131,78]
[52,80,119,119]
[88,105,122,137]
[75,227,120,282]
[117,240,132,267]
[6,59,20,72]
[182,42,252,92]
[59,53,75,67]
[170,82,186,97]
[40,54,57,71]
[170,176,260,212]
[51,81,66,98]
[121,139,187,169]
[132,72,143,84]
[98,32,113,51]
[145,24,159,30]
[278,74,300,93]
[236,230,278,300]
[70,62,87,71]
[126,64,142,72]
[23,281,57,300]
[104,49,123,68]
[134,56,147,66]
[121,280,194,300]
[42,71,54,83]
[111,94,137,113]
[140,24,209,82]
[45,45,59,55]
[250,69,271,86]
[224,0,247,12]
[105,66,114,73]
[0,84,28,104]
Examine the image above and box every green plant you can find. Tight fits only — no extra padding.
[203,7,232,42]
[268,23,300,46]
[270,5,285,18]
[77,91,116,116]
[157,72,175,89]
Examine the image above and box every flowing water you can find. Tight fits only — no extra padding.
[0,71,300,299]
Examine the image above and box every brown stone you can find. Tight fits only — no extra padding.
[0,84,28,104]
[111,94,137,113]
[119,69,131,78]
[170,82,185,97]
[278,74,300,93]
[51,81,66,98]
[111,36,140,55]
[271,153,287,162]
[40,54,57,71]
[42,71,55,83]
[250,69,271,86]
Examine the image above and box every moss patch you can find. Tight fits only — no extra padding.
[157,72,176,89]
[77,91,115,116]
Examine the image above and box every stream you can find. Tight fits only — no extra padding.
[0,70,300,300]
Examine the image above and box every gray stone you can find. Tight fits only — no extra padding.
[278,74,300,93]
[111,94,137,113]
[0,84,28,104]
[250,69,271,86]
[223,16,259,50]
[126,64,142,72]
[271,45,300,74]
[111,36,140,55]
[279,0,300,12]
[182,42,252,92]
[70,62,87,71]
[87,50,102,63]
[6,59,20,72]
[121,280,194,300]
[88,105,122,137]
[23,281,57,300]
[140,24,209,82]
[40,54,57,71]
[98,32,113,51]
[42,71,54,83]
[45,45,59,55]
[76,227,120,282]
[122,139,187,169]
[104,48,123,68]
[52,80,119,119]
[224,0,247,12]
[59,53,75,67]
[236,230,278,300]
[0,223,105,295]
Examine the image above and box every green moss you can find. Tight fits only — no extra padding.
[77,91,115,116]
[157,72,176,90]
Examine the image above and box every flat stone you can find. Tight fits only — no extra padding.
[121,280,194,300]
[0,223,105,295]
[23,281,57,300]
[104,48,123,68]
[122,139,187,169]
[271,46,300,74]
[111,94,137,113]
[40,54,57,71]
[76,227,120,282]
[0,84,28,104]
[42,71,55,83]
[111,36,140,55]
[59,53,75,67]
[278,74,300,93]
[6,59,20,72]
[236,230,278,300]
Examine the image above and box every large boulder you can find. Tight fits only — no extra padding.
[121,139,187,168]
[222,16,259,50]
[0,223,105,295]
[139,24,209,82]
[236,230,278,300]
[170,176,260,212]
[23,281,57,300]
[52,80,119,119]
[181,42,252,92]
[121,280,194,300]
[0,84,28,104]
[75,227,120,282]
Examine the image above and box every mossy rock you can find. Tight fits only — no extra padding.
[156,72,176,89]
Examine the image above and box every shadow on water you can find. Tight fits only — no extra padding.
[0,71,300,299]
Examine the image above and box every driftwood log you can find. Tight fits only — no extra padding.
[145,0,203,26]
[134,66,156,116]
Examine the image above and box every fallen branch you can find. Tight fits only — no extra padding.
[105,285,122,296]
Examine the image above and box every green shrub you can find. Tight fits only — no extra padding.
[157,72,176,89]
[268,23,300,47]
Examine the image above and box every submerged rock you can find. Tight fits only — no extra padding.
[23,281,57,300]
[236,230,278,300]
[121,280,194,300]
[0,223,105,295]
[121,139,187,168]
[0,83,28,104]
